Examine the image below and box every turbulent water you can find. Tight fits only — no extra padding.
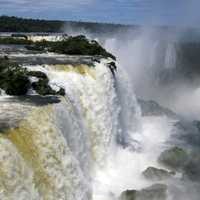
[0,57,144,200]
[1,30,200,200]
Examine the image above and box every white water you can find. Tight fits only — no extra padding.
[27,35,67,42]
[0,55,178,200]
[24,58,177,199]
[93,115,176,200]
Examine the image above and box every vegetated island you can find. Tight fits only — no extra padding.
[0,34,115,60]
[0,34,116,96]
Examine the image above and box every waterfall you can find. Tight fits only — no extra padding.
[0,58,141,200]
[164,43,176,69]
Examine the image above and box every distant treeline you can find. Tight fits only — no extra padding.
[0,16,134,34]
[0,16,63,32]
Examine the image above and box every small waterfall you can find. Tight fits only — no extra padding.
[114,66,141,150]
[164,43,176,69]
[27,35,66,42]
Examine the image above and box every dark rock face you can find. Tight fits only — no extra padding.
[158,146,200,182]
[107,61,117,75]
[168,120,200,183]
[138,184,167,200]
[27,71,48,79]
[32,79,56,96]
[158,147,188,170]
[57,88,65,96]
[137,99,177,118]
[142,167,175,181]
[120,189,137,200]
[172,120,200,150]
[183,153,200,182]
[120,184,167,200]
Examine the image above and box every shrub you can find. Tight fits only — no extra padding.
[0,58,30,95]
[0,37,32,45]
[0,58,65,96]
[24,35,116,59]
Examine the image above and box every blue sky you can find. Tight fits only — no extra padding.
[0,0,199,26]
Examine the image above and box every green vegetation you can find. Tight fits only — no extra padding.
[0,57,65,96]
[0,37,32,45]
[31,75,65,96]
[25,35,116,59]
[0,16,63,32]
[0,16,132,34]
[0,34,115,59]
[0,58,30,95]
[27,71,48,79]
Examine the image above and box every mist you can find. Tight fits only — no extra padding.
[1,1,200,199]
[102,27,200,120]
[61,21,200,199]
[61,21,200,127]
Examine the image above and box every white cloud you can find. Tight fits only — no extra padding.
[0,0,94,10]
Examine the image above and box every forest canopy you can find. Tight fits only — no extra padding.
[0,16,132,33]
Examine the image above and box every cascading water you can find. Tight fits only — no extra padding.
[0,57,143,200]
[101,30,200,200]
[1,30,199,200]
[164,43,176,69]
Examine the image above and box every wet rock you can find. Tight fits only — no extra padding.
[120,189,137,200]
[172,120,200,150]
[28,70,65,96]
[27,71,48,79]
[120,184,167,200]
[142,167,175,181]
[137,99,177,118]
[56,88,65,96]
[11,33,28,40]
[32,79,56,96]
[32,78,65,96]
[158,147,188,170]
[108,61,117,75]
[183,152,200,182]
[138,184,167,200]
[91,57,100,63]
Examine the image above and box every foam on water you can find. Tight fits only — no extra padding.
[92,116,175,200]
